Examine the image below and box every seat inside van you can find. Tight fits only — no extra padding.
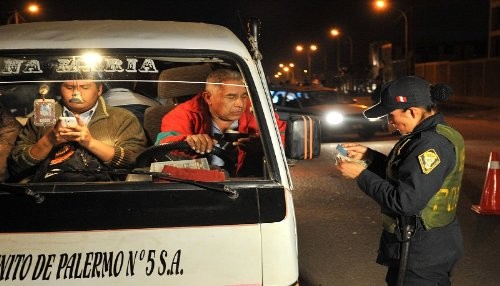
[143,64,212,144]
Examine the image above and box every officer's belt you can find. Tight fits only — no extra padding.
[382,213,426,233]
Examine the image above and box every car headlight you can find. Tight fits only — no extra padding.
[325,111,344,125]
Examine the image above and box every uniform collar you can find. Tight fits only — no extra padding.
[406,113,445,137]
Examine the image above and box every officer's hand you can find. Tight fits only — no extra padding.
[343,143,369,160]
[335,159,366,179]
[185,134,217,154]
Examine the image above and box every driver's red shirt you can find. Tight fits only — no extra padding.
[156,93,286,174]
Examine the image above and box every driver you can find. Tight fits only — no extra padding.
[155,68,286,176]
[9,76,147,181]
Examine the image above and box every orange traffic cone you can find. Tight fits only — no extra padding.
[471,151,500,215]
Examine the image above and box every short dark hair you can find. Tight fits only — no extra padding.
[205,69,243,92]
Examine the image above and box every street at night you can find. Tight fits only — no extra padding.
[1,1,499,285]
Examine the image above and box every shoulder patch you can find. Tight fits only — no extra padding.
[418,149,441,174]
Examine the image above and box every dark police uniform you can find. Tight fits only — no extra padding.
[356,113,464,286]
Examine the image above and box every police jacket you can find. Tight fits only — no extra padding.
[356,113,464,267]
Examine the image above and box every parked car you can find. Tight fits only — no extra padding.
[0,20,314,286]
[271,86,388,140]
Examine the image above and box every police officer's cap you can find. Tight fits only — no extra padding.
[364,76,433,119]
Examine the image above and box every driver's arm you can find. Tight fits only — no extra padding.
[156,102,217,155]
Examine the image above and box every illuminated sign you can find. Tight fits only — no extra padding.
[1,57,159,75]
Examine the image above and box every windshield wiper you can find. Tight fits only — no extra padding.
[0,183,45,204]
[42,169,239,199]
[129,169,239,199]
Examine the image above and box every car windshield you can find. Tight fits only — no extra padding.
[0,51,266,184]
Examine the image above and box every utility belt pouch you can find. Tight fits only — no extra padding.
[382,213,397,234]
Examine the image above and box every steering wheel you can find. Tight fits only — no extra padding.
[135,141,234,168]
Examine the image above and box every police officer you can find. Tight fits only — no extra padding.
[336,76,464,286]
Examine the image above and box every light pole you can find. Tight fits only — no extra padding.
[296,44,318,81]
[7,4,40,24]
[330,28,353,70]
[374,0,409,73]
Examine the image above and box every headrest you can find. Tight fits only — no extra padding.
[157,64,212,98]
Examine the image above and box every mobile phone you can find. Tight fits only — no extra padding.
[336,144,348,157]
[59,116,77,127]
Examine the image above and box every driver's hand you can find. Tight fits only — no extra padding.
[185,134,217,154]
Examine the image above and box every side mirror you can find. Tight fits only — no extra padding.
[285,114,321,160]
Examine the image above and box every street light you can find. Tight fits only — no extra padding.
[329,28,353,70]
[296,44,318,80]
[7,3,41,24]
[288,63,295,83]
[279,63,295,83]
[373,0,408,73]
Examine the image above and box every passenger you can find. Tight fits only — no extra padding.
[335,76,464,286]
[0,103,21,181]
[9,77,147,181]
[156,68,286,176]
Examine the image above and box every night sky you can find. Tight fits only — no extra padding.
[0,0,490,77]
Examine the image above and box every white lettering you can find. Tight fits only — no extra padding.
[138,58,158,73]
[55,58,77,73]
[126,58,139,72]
[104,58,124,72]
[1,57,159,76]
[1,59,24,74]
[22,60,43,73]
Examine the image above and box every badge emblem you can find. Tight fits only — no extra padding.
[418,149,441,174]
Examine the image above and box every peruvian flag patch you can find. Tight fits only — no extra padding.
[396,96,407,102]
